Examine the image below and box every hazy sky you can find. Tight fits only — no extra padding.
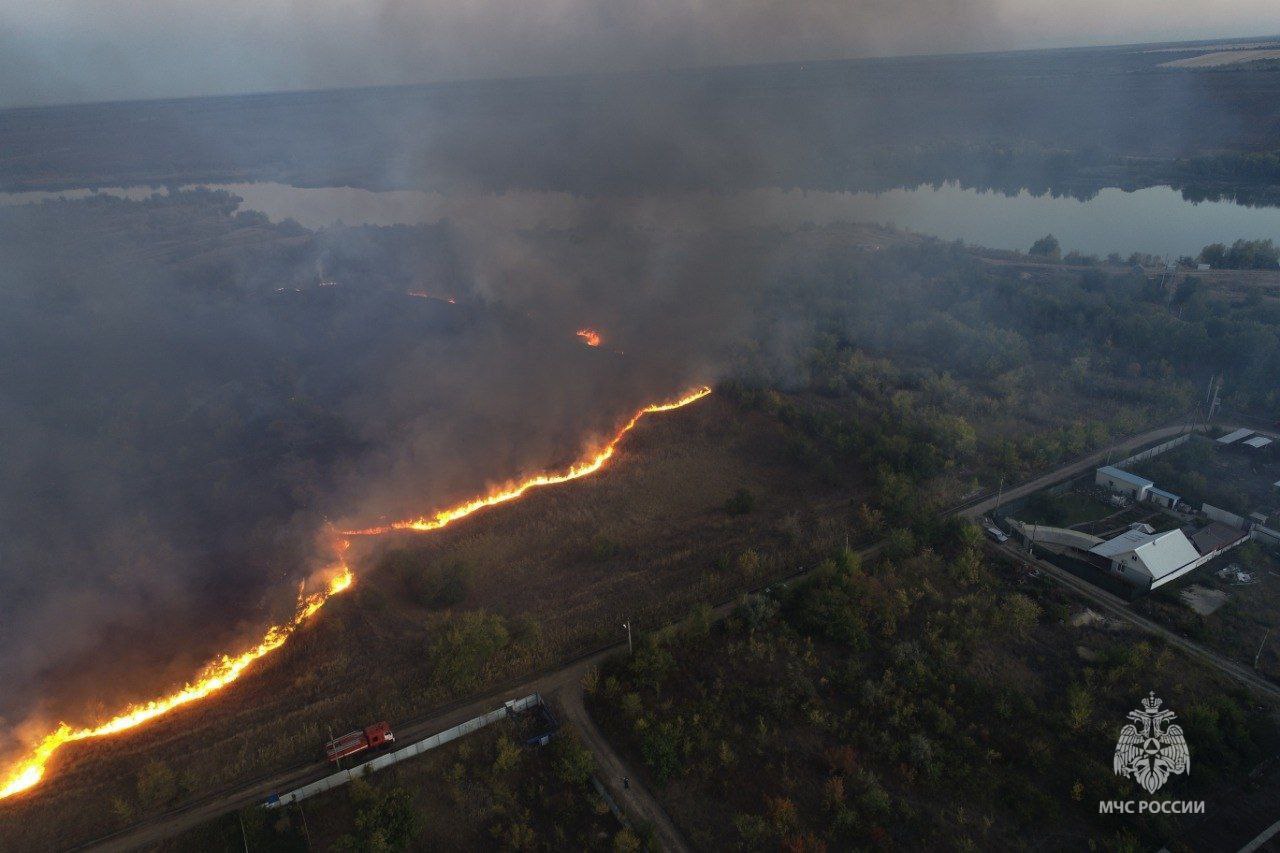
[1,0,1279,107]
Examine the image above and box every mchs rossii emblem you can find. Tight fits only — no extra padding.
[1113,692,1190,794]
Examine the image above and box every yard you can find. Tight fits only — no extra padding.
[1133,436,1280,519]
[1136,542,1280,684]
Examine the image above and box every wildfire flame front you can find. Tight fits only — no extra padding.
[0,385,711,800]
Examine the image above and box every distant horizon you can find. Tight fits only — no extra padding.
[2,28,1278,113]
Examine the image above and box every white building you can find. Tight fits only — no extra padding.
[1095,466,1154,501]
[1217,427,1254,446]
[1088,528,1202,591]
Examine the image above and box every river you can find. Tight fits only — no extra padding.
[5,181,1280,259]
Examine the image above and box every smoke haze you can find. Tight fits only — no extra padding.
[1,0,1279,106]
[3,0,1279,796]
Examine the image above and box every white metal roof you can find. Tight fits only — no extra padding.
[1217,428,1254,445]
[1096,465,1153,489]
[1089,528,1200,581]
[1244,435,1273,449]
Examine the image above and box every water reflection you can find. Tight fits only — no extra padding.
[5,181,1280,259]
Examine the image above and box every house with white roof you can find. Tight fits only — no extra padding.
[1088,528,1202,591]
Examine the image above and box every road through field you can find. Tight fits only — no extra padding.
[86,418,1237,851]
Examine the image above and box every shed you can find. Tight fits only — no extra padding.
[1147,487,1180,509]
[1095,466,1154,501]
[1217,428,1254,445]
[1243,435,1273,450]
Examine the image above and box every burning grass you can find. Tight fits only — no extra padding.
[0,393,852,849]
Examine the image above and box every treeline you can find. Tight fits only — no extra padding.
[1198,238,1280,270]
[762,237,1277,416]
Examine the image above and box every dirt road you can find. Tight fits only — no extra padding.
[552,686,691,853]
[85,418,1220,851]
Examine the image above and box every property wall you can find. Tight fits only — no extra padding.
[1112,433,1193,469]
[1149,532,1249,590]
[1252,524,1280,548]
[1203,503,1248,530]
[1010,521,1104,550]
[266,694,543,808]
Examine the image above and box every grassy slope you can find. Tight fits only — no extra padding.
[0,396,850,849]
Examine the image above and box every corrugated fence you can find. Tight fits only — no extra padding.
[1112,433,1192,470]
[265,694,542,808]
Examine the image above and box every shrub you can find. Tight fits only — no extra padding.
[551,730,595,788]
[136,760,177,809]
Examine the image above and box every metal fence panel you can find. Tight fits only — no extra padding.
[266,693,541,808]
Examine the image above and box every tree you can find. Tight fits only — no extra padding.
[337,781,422,852]
[1199,243,1227,268]
[1029,234,1061,260]
[1001,593,1042,638]
[551,730,595,788]
[427,611,510,690]
[1227,238,1280,270]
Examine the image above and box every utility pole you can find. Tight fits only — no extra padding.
[326,725,341,770]
[296,801,313,851]
[238,811,250,853]
[622,621,633,655]
[1256,628,1272,670]
[992,476,1005,521]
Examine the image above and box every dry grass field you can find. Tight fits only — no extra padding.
[0,394,853,849]
[157,719,622,851]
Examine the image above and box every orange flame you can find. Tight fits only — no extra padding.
[576,329,602,347]
[0,385,711,800]
[343,385,711,536]
[0,567,354,800]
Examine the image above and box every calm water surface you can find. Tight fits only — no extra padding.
[6,182,1280,259]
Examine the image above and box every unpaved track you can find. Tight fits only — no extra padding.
[552,685,691,853]
[84,661,598,852]
[988,539,1280,701]
[83,418,1225,851]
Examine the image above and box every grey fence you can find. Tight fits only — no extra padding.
[1253,524,1280,548]
[265,693,542,809]
[1203,503,1248,530]
[1113,433,1192,469]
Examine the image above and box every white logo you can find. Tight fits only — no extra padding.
[1113,692,1190,794]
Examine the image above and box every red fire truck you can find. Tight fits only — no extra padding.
[324,721,395,762]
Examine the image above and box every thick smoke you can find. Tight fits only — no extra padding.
[4,0,1279,107]
[0,174,768,736]
[2,0,1265,775]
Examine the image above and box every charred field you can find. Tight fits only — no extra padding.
[0,389,854,850]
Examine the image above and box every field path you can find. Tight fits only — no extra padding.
[552,685,691,853]
[85,417,1220,851]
